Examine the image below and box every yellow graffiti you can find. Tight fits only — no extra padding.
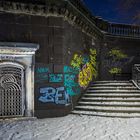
[70,49,97,88]
[78,63,93,88]
[71,54,83,69]
[90,48,96,55]
[109,49,127,60]
[90,49,97,66]
[78,49,97,88]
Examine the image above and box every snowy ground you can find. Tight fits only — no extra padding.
[0,114,140,140]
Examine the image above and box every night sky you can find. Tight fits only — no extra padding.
[82,0,140,24]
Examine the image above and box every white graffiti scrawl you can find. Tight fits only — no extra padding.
[39,87,70,105]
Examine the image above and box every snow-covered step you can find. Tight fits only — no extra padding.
[84,94,140,98]
[88,87,137,90]
[78,101,140,107]
[92,81,130,83]
[71,110,140,118]
[85,92,140,94]
[90,83,133,86]
[87,90,140,93]
[81,97,140,101]
[75,106,140,113]
[73,80,140,117]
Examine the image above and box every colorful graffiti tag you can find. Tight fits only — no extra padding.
[64,73,81,96]
[35,66,50,83]
[70,48,97,88]
[90,48,97,67]
[71,54,83,70]
[49,74,63,83]
[103,48,130,75]
[36,48,97,103]
[78,63,93,88]
[39,87,70,105]
[36,67,49,73]
[64,66,81,96]
[64,65,78,74]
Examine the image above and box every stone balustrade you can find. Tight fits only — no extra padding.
[0,0,140,38]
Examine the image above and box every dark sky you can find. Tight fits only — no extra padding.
[82,0,140,24]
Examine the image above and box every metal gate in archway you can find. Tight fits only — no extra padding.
[0,62,25,117]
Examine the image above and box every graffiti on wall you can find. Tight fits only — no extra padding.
[64,66,81,96]
[35,66,50,83]
[39,87,70,105]
[36,67,49,73]
[78,63,93,88]
[103,48,133,75]
[49,74,63,83]
[71,54,83,70]
[90,49,97,66]
[103,57,134,69]
[64,65,79,74]
[83,55,90,64]
[70,48,97,88]
[36,47,97,104]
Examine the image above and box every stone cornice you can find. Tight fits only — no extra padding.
[0,42,39,55]
[0,0,103,40]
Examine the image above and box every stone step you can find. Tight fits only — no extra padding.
[75,105,140,113]
[87,89,140,93]
[90,83,133,86]
[88,87,137,90]
[81,97,140,102]
[92,81,130,84]
[85,92,140,94]
[71,110,140,118]
[73,80,140,117]
[78,101,140,107]
[83,94,140,98]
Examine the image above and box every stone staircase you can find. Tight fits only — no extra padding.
[72,81,140,117]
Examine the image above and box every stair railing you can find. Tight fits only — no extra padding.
[132,64,140,89]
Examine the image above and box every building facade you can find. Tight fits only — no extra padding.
[0,0,140,118]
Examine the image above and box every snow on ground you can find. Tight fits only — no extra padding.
[0,114,140,140]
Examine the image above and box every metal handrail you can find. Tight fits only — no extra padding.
[132,64,140,89]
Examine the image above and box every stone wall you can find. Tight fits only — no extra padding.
[100,36,140,80]
[0,2,140,118]
[0,12,99,117]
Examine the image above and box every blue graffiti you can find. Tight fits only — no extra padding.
[83,55,90,63]
[64,66,79,74]
[65,87,81,96]
[36,67,49,73]
[39,87,70,105]
[64,74,80,96]
[64,74,78,86]
[63,66,81,96]
[35,65,81,96]
[49,74,63,83]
